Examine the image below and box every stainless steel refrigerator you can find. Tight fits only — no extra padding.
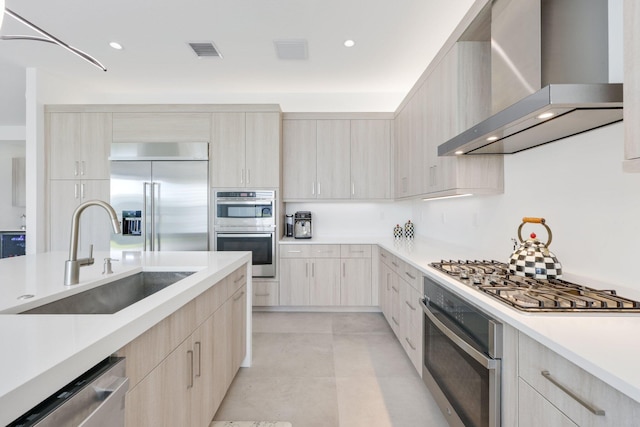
[110,142,209,252]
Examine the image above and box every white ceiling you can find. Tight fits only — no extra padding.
[0,0,474,125]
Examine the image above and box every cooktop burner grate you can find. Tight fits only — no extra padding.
[430,260,640,312]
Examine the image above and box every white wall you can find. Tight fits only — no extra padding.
[411,122,640,292]
[0,142,26,229]
[284,201,413,238]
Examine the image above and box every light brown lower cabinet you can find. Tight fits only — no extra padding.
[378,248,422,376]
[518,332,640,427]
[119,265,247,427]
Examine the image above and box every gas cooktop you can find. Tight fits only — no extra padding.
[430,260,640,313]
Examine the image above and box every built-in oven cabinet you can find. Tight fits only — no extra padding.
[252,279,279,306]
[518,332,640,427]
[211,112,281,188]
[279,244,373,307]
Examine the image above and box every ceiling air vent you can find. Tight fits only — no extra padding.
[274,39,308,60]
[188,42,223,58]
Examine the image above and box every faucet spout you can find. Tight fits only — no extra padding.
[64,200,121,286]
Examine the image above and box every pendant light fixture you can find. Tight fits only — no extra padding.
[0,6,107,71]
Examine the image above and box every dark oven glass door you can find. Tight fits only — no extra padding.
[421,299,500,427]
[216,232,274,277]
[216,201,273,219]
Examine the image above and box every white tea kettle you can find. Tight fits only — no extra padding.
[508,217,562,279]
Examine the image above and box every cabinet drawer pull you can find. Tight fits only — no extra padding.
[317,181,321,195]
[541,370,605,416]
[405,272,416,280]
[312,262,315,277]
[247,169,251,184]
[241,169,245,185]
[381,253,387,258]
[234,274,245,283]
[350,250,365,253]
[255,292,271,297]
[391,261,399,268]
[81,160,86,176]
[187,350,194,389]
[392,286,399,293]
[194,341,201,378]
[405,300,416,311]
[74,161,79,176]
[233,291,246,302]
[288,250,302,253]
[405,337,416,350]
[392,316,399,326]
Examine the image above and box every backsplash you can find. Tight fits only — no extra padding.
[411,122,640,293]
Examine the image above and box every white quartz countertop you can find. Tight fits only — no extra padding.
[280,236,640,404]
[0,250,251,425]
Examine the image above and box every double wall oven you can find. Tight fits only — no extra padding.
[213,190,276,277]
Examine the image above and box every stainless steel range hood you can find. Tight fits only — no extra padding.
[438,83,622,156]
[438,0,622,156]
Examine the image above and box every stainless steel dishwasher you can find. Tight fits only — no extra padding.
[8,357,128,427]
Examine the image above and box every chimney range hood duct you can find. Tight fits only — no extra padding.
[438,0,622,156]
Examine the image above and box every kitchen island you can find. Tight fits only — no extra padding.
[0,250,252,426]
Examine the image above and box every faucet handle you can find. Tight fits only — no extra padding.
[102,257,119,275]
[88,244,94,261]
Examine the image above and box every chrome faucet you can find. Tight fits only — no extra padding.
[64,200,121,286]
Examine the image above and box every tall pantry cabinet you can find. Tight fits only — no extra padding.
[47,111,112,252]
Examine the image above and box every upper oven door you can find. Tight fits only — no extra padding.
[214,193,275,228]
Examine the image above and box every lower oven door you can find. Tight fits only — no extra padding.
[215,232,275,277]
[420,298,501,427]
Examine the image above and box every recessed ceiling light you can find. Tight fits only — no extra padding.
[537,112,554,119]
[109,42,123,50]
[455,150,464,155]
[344,39,356,48]
[486,136,498,142]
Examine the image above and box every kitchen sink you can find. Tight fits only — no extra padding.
[20,271,194,315]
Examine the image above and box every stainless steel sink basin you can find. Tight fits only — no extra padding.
[20,271,194,315]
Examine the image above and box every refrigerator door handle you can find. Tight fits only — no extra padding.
[143,182,151,251]
[152,182,159,251]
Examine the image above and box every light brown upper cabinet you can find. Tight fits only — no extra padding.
[283,114,392,201]
[394,36,503,199]
[350,120,392,200]
[282,119,351,200]
[112,112,210,143]
[624,0,640,172]
[48,112,112,180]
[211,112,281,188]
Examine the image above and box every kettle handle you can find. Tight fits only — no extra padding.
[517,217,553,247]
[522,217,545,224]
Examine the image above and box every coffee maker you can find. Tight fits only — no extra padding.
[294,211,312,239]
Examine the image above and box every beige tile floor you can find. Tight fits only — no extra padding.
[212,312,448,427]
